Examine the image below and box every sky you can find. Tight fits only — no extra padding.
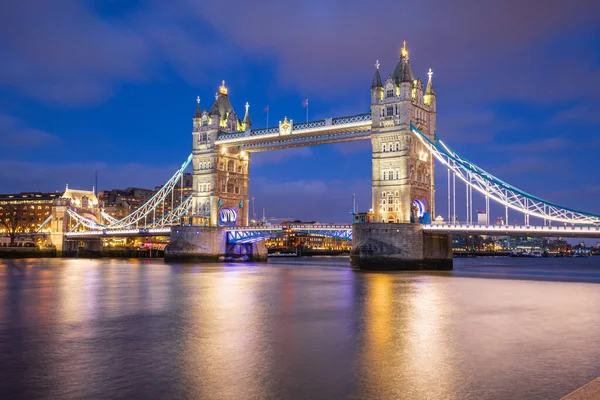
[1,0,599,224]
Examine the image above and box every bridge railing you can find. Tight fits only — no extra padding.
[227,224,352,231]
[425,224,600,234]
[65,227,172,237]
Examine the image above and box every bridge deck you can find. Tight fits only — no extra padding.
[64,224,600,239]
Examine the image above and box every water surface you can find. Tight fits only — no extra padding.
[1,257,599,399]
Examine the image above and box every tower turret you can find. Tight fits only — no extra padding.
[193,96,202,131]
[243,102,252,130]
[371,60,384,104]
[424,68,436,110]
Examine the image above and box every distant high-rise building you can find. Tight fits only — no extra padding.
[477,210,487,225]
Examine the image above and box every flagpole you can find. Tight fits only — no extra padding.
[306,99,309,123]
[266,105,269,128]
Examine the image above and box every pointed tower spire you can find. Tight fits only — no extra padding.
[426,68,435,95]
[371,60,383,88]
[391,40,414,84]
[243,101,252,129]
[194,96,202,118]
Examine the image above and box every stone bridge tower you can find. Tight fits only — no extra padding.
[191,81,250,227]
[351,42,451,271]
[370,42,436,223]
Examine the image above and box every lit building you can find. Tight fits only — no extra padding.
[99,185,168,223]
[265,232,351,252]
[0,191,62,234]
[477,211,487,225]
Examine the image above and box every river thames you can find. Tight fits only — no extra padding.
[1,257,599,399]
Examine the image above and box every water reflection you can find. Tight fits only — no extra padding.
[0,258,599,399]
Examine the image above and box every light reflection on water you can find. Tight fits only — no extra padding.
[0,257,599,399]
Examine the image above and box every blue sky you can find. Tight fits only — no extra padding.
[1,0,599,223]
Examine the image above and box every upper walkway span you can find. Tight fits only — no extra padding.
[214,113,372,152]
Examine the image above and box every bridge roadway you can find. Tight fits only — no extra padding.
[64,223,600,241]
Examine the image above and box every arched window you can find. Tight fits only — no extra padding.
[227,160,234,172]
[382,143,387,152]
[381,171,386,180]
[395,142,400,151]
[388,170,394,180]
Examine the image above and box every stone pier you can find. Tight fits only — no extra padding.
[164,226,268,263]
[350,223,452,270]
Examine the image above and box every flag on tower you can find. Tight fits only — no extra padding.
[264,105,269,112]
[302,98,309,108]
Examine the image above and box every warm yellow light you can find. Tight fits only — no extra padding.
[240,151,246,158]
[219,80,228,96]
[401,40,408,58]
[221,147,227,154]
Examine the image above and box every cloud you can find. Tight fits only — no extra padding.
[2,0,599,107]
[333,140,371,155]
[0,114,58,147]
[487,156,572,178]
[185,0,600,102]
[546,105,600,126]
[437,110,499,143]
[491,137,569,153]
[251,177,371,223]
[0,159,178,193]
[0,0,152,105]
[251,147,313,165]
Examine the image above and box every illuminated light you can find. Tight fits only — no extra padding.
[218,80,228,96]
[240,151,246,158]
[413,199,425,218]
[221,147,227,155]
[401,40,408,58]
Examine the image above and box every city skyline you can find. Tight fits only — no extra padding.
[1,0,600,223]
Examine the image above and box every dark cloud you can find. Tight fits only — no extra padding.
[546,105,600,126]
[491,137,569,153]
[0,0,151,105]
[251,177,370,222]
[487,156,572,178]
[252,147,313,165]
[0,114,58,147]
[3,0,599,106]
[0,159,178,193]
[333,140,371,155]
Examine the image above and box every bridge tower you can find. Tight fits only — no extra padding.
[190,81,250,227]
[167,81,265,262]
[370,41,436,223]
[351,43,451,270]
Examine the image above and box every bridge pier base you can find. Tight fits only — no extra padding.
[165,226,267,263]
[351,223,453,271]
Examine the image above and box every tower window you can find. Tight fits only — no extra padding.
[386,106,393,116]
[382,143,387,152]
[386,89,394,98]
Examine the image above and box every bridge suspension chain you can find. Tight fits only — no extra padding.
[67,153,193,231]
[411,124,600,225]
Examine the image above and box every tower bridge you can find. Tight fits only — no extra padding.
[55,42,600,269]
